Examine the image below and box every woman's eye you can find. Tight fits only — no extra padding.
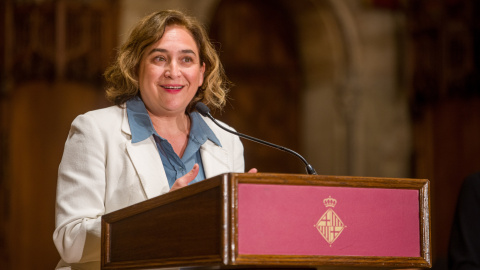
[183,57,193,63]
[154,56,166,62]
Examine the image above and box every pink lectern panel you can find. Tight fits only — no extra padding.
[237,183,420,257]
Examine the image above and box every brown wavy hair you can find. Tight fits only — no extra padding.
[104,10,229,112]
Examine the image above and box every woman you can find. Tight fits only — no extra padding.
[53,10,255,270]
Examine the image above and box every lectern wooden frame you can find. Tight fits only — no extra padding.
[101,173,431,269]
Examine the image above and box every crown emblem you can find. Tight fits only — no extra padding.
[323,196,337,208]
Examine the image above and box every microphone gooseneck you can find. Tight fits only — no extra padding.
[195,102,317,175]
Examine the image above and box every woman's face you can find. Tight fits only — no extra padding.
[138,24,205,117]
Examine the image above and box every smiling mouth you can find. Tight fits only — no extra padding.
[162,86,183,90]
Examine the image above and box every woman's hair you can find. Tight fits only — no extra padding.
[104,10,229,112]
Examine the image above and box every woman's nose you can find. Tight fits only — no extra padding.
[164,61,180,78]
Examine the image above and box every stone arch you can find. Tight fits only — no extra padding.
[280,0,410,177]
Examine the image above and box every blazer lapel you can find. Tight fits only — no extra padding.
[201,140,230,178]
[122,109,169,199]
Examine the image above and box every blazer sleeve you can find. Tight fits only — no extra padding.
[53,113,107,264]
[232,132,245,173]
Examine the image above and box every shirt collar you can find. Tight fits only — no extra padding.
[126,96,156,143]
[126,96,221,147]
[189,111,222,147]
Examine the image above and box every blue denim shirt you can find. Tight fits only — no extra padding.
[126,96,221,188]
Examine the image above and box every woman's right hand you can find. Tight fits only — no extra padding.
[169,163,200,192]
[169,165,258,192]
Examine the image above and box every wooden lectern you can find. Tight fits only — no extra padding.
[101,173,431,269]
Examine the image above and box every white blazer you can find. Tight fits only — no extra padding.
[53,105,245,270]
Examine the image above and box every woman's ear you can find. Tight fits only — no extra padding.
[199,62,206,86]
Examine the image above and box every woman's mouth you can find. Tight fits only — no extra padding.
[162,85,184,93]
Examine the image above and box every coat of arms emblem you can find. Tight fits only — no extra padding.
[314,196,346,246]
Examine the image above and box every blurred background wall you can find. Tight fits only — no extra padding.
[1,0,479,269]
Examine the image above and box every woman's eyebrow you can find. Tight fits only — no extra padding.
[148,48,167,55]
[148,48,197,56]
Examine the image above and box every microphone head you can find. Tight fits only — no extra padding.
[195,102,210,116]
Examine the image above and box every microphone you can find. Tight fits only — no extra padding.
[195,102,317,175]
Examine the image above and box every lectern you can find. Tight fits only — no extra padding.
[101,173,431,269]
